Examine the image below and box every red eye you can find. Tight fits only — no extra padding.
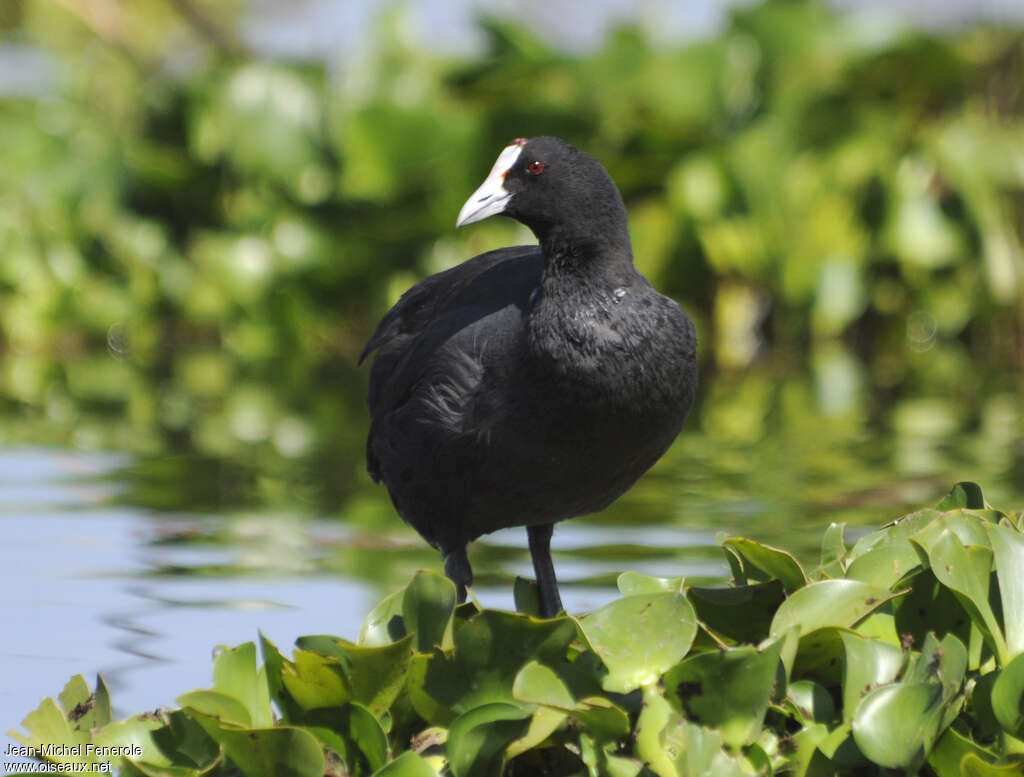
[527,160,544,175]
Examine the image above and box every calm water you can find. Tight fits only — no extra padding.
[3,356,1023,729]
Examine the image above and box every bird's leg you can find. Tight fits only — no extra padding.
[528,523,563,617]
[443,546,473,603]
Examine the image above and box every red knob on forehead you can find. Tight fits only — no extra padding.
[509,137,528,148]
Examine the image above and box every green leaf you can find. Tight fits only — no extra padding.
[9,692,89,763]
[960,754,1024,776]
[145,709,220,770]
[770,579,894,638]
[91,714,176,770]
[786,679,836,725]
[212,642,273,728]
[818,522,847,578]
[845,539,922,588]
[186,711,325,777]
[912,529,1008,664]
[839,631,904,722]
[359,590,408,646]
[992,653,1024,738]
[58,675,108,732]
[177,690,252,727]
[664,637,783,748]
[635,688,679,777]
[927,727,999,777]
[408,611,577,723]
[936,482,987,510]
[512,577,541,616]
[370,751,440,777]
[259,632,303,722]
[852,682,945,770]
[893,570,973,656]
[659,718,755,777]
[617,571,684,595]
[403,570,457,652]
[446,703,530,777]
[579,732,644,777]
[576,592,698,692]
[512,661,575,709]
[723,537,808,593]
[687,580,785,644]
[987,522,1024,657]
[292,634,414,717]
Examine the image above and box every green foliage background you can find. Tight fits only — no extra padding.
[1,0,1022,517]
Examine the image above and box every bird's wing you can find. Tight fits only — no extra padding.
[360,245,542,419]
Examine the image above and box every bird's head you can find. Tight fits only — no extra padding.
[456,136,629,254]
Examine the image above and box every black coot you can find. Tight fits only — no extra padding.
[360,137,697,617]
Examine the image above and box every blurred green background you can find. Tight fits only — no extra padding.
[1,0,1022,567]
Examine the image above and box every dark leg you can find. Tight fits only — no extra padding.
[444,546,473,603]
[528,523,563,617]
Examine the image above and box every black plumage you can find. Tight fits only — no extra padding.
[360,137,697,616]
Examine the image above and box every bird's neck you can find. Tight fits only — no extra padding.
[538,223,634,285]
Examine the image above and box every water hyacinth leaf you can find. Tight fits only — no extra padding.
[960,755,1024,776]
[579,732,644,777]
[293,634,414,717]
[788,627,845,686]
[818,521,847,578]
[446,703,531,777]
[359,590,407,647]
[513,577,541,615]
[992,653,1024,738]
[912,530,1008,663]
[844,539,922,588]
[280,650,348,711]
[576,592,698,692]
[787,679,836,725]
[846,509,944,561]
[343,702,390,773]
[505,705,567,758]
[914,512,993,553]
[851,683,947,770]
[635,689,678,777]
[987,522,1024,656]
[770,579,894,638]
[258,632,304,722]
[403,570,457,652]
[617,571,685,595]
[936,482,987,510]
[839,631,904,722]
[57,675,109,732]
[211,642,273,728]
[660,718,754,777]
[370,751,440,777]
[9,693,90,761]
[663,638,783,748]
[408,611,577,722]
[134,709,219,771]
[571,697,631,742]
[893,570,973,654]
[906,633,968,698]
[687,580,785,644]
[788,722,830,777]
[185,712,325,777]
[927,727,1000,777]
[512,660,575,709]
[177,690,252,727]
[723,538,808,593]
[90,715,177,771]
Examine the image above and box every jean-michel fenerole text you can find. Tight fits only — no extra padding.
[5,743,142,758]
